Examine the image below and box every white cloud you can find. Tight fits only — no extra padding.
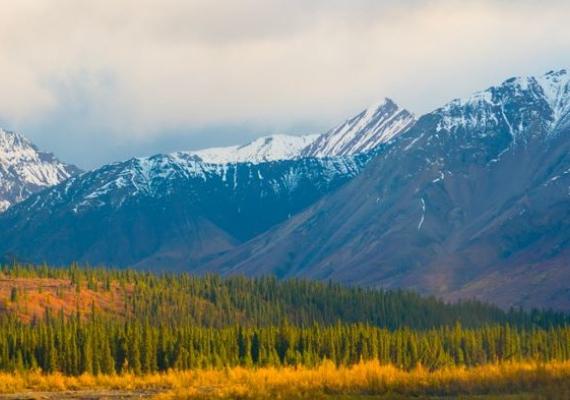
[0,0,569,149]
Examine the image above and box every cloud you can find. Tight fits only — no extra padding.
[0,0,569,166]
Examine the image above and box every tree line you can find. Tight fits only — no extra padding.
[1,263,566,330]
[0,264,569,375]
[0,312,569,375]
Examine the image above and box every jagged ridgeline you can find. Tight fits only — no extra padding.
[1,264,570,376]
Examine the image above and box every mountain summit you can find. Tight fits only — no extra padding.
[302,98,416,157]
[0,129,80,212]
[188,98,415,164]
[435,69,570,137]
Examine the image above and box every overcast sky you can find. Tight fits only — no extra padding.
[1,0,569,169]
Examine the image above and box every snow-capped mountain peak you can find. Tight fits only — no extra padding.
[0,128,80,212]
[185,98,415,165]
[436,69,570,135]
[188,134,319,164]
[301,98,416,157]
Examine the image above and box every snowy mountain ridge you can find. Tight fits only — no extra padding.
[189,134,319,164]
[0,129,80,212]
[19,152,367,216]
[436,69,570,136]
[0,147,370,269]
[301,98,416,157]
[0,95,412,212]
[187,98,415,164]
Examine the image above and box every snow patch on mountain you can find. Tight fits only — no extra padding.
[535,69,570,126]
[189,134,319,164]
[0,200,10,212]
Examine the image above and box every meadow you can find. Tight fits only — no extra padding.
[0,361,569,399]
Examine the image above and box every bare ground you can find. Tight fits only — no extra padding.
[0,390,160,400]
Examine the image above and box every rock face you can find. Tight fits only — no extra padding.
[0,129,80,212]
[200,70,570,310]
[0,152,368,269]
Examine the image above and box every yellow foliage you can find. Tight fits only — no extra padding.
[0,361,569,399]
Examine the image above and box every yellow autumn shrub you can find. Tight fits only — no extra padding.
[0,361,569,399]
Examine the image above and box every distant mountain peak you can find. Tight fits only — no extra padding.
[187,134,319,164]
[0,128,26,145]
[0,128,80,212]
[186,98,415,165]
[301,98,415,157]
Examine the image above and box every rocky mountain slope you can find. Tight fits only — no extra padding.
[0,152,368,268]
[0,129,80,212]
[200,70,570,310]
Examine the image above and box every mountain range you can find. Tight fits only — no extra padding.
[0,70,568,310]
[0,99,412,268]
[0,153,367,269]
[0,98,411,211]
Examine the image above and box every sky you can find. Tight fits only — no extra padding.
[0,0,569,169]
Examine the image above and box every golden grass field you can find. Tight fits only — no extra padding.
[1,361,570,399]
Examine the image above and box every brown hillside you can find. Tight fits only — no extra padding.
[0,276,129,322]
